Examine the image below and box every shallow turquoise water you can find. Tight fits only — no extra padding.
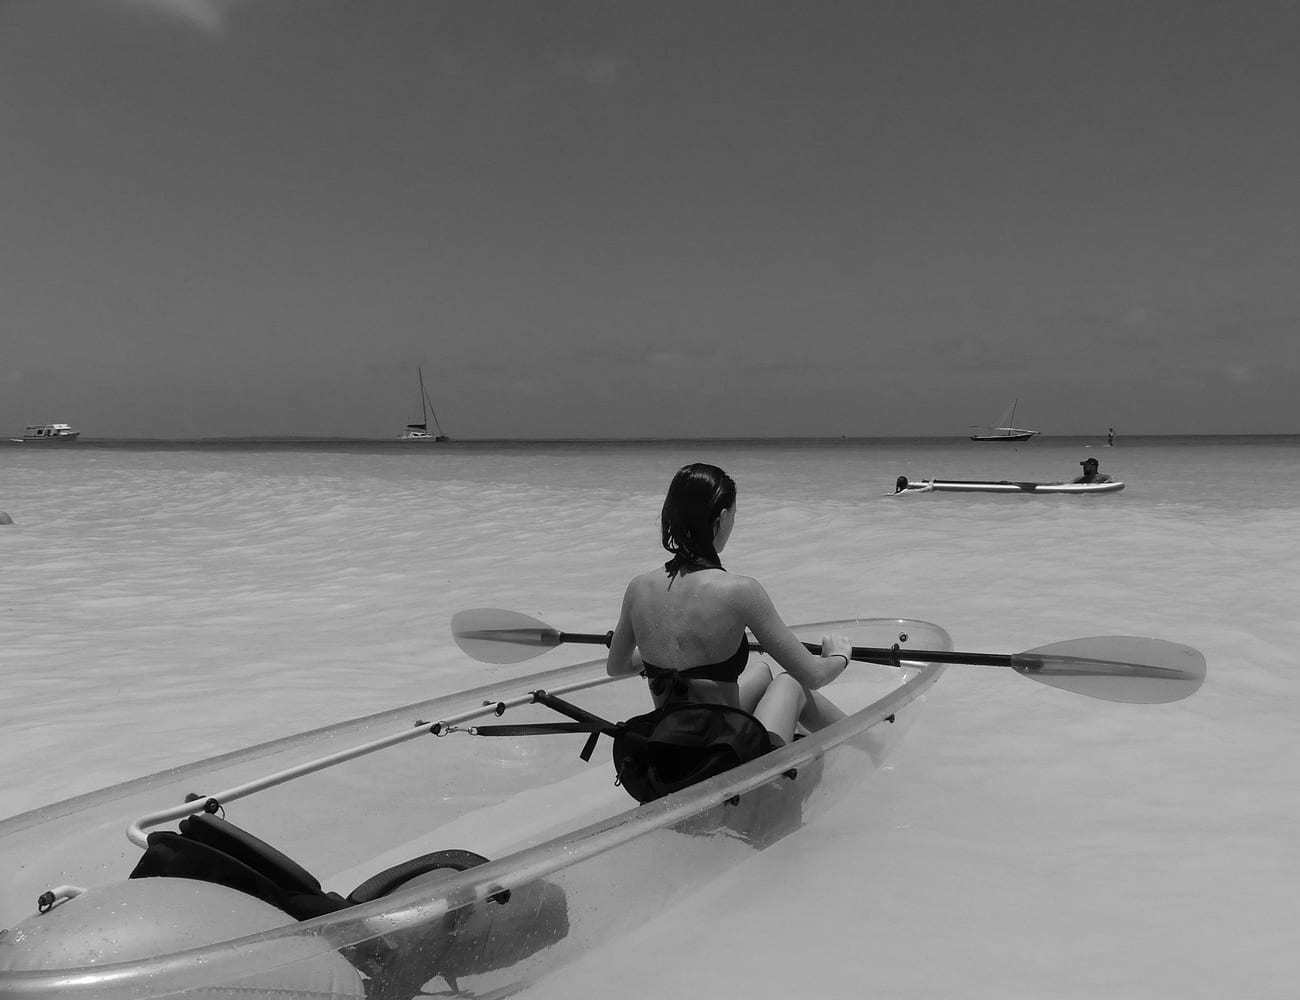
[2,437,1297,997]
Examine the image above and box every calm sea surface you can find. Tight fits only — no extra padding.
[2,436,1298,998]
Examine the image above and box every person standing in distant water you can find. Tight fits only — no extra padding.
[1107,427,1116,447]
[1074,457,1113,484]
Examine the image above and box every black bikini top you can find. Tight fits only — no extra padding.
[641,639,750,699]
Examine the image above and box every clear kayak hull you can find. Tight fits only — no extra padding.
[0,619,949,999]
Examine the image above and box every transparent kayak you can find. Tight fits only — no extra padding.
[0,618,949,999]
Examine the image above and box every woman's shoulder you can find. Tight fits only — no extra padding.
[627,565,759,596]
[701,569,765,605]
[623,569,662,597]
[629,563,680,585]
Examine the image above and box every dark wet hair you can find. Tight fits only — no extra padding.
[661,463,736,576]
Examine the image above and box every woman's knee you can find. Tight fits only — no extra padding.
[752,672,807,742]
[737,658,775,713]
[767,671,808,711]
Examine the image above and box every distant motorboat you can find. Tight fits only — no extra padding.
[18,422,81,443]
[969,399,1039,442]
[399,368,449,442]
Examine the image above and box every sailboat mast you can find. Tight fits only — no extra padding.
[419,368,446,438]
[426,394,446,439]
[418,367,429,427]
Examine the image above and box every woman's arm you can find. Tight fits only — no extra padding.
[736,577,850,689]
[606,583,643,677]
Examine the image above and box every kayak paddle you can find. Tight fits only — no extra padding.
[450,608,1205,704]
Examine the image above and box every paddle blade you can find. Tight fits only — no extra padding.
[451,608,564,664]
[1010,636,1206,704]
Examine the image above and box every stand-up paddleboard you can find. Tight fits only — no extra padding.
[887,476,1124,496]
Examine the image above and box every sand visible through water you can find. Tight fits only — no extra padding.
[2,436,1296,998]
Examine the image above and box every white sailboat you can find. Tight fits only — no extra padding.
[969,399,1039,442]
[399,368,449,442]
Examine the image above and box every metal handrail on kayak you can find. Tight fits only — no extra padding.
[125,670,631,847]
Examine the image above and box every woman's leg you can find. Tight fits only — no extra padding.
[736,658,774,714]
[798,688,847,732]
[750,672,806,745]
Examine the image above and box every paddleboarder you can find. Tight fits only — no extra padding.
[1074,457,1114,484]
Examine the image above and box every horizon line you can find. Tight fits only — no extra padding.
[8,432,1298,446]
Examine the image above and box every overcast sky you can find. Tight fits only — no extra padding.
[2,1,1297,439]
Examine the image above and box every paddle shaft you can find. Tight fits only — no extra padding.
[554,630,1012,669]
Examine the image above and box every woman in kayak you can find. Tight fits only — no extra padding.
[605,462,853,748]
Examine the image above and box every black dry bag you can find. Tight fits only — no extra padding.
[611,703,775,804]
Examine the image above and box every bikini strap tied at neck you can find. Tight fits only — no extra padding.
[664,554,724,580]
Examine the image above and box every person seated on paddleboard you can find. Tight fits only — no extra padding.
[1072,457,1114,484]
[605,462,853,749]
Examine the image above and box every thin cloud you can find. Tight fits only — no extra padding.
[580,54,627,89]
[1223,361,1258,383]
[646,350,694,371]
[1120,306,1159,328]
[546,51,629,90]
[118,0,241,35]
[929,337,1020,373]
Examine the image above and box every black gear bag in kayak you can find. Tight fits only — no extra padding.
[611,703,776,804]
[471,690,781,805]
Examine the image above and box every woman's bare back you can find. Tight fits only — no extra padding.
[624,566,752,670]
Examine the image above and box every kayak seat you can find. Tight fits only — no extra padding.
[128,824,350,920]
[129,813,494,920]
[175,813,329,900]
[128,813,570,996]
